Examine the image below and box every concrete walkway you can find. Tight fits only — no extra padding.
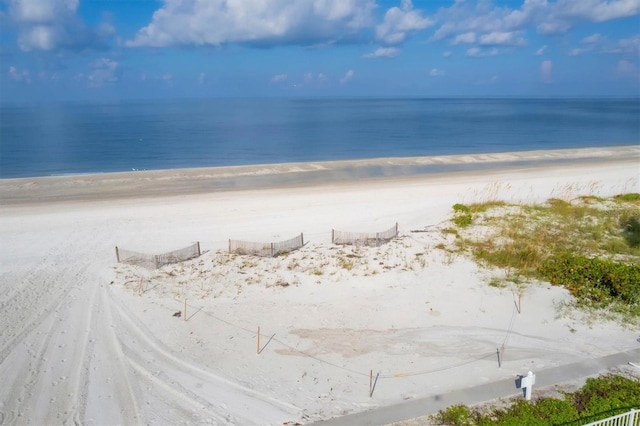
[315,348,640,426]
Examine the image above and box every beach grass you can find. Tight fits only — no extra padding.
[445,193,640,319]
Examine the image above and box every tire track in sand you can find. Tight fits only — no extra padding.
[106,288,300,425]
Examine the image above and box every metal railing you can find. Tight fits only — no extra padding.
[584,409,640,426]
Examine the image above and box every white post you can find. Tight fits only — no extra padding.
[524,371,534,401]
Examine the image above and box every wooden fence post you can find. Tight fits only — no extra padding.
[301,232,304,246]
[395,222,399,237]
[115,246,120,262]
[197,241,201,256]
[228,239,231,253]
[518,294,522,314]
[369,372,379,397]
[369,370,373,396]
[270,243,275,257]
[331,229,335,244]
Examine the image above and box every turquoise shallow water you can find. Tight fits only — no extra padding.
[1,98,638,178]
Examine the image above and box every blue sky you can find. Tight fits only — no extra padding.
[1,0,639,102]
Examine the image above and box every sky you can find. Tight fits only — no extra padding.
[0,0,639,102]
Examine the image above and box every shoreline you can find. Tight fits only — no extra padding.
[1,145,638,205]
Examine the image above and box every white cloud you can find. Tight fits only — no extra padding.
[539,0,640,34]
[375,0,434,45]
[271,73,288,83]
[363,46,399,58]
[604,34,640,54]
[8,65,31,82]
[536,21,572,35]
[535,45,547,55]
[466,47,481,56]
[299,72,329,86]
[9,0,77,23]
[569,47,590,56]
[8,0,112,51]
[479,31,526,46]
[442,50,453,57]
[540,60,553,82]
[617,59,639,78]
[433,0,640,43]
[552,0,640,23]
[451,32,476,45]
[433,0,546,41]
[429,68,445,77]
[466,47,499,57]
[582,33,602,43]
[127,0,376,48]
[340,69,354,84]
[87,58,118,87]
[569,34,639,56]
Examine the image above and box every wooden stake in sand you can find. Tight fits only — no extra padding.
[369,372,379,398]
[369,370,373,397]
[115,246,120,262]
[257,326,261,355]
[518,293,522,314]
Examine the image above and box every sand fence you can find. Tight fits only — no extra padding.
[332,223,399,246]
[114,222,398,268]
[229,233,304,257]
[115,242,201,269]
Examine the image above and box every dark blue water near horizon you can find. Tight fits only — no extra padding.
[1,98,638,179]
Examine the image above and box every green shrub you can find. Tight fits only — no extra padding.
[453,213,473,228]
[620,215,640,248]
[534,398,579,424]
[493,399,547,425]
[435,404,475,425]
[573,375,640,412]
[453,203,470,213]
[434,375,640,426]
[538,253,640,307]
[452,204,474,228]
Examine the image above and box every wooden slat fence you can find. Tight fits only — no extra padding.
[229,233,304,257]
[115,242,201,269]
[332,223,398,246]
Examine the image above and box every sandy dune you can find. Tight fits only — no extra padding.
[1,147,639,425]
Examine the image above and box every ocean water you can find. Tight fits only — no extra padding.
[1,98,638,179]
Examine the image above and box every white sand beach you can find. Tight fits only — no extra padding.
[1,146,639,425]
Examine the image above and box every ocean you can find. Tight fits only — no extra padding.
[1,98,638,179]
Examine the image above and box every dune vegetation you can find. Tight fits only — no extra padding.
[444,193,640,320]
